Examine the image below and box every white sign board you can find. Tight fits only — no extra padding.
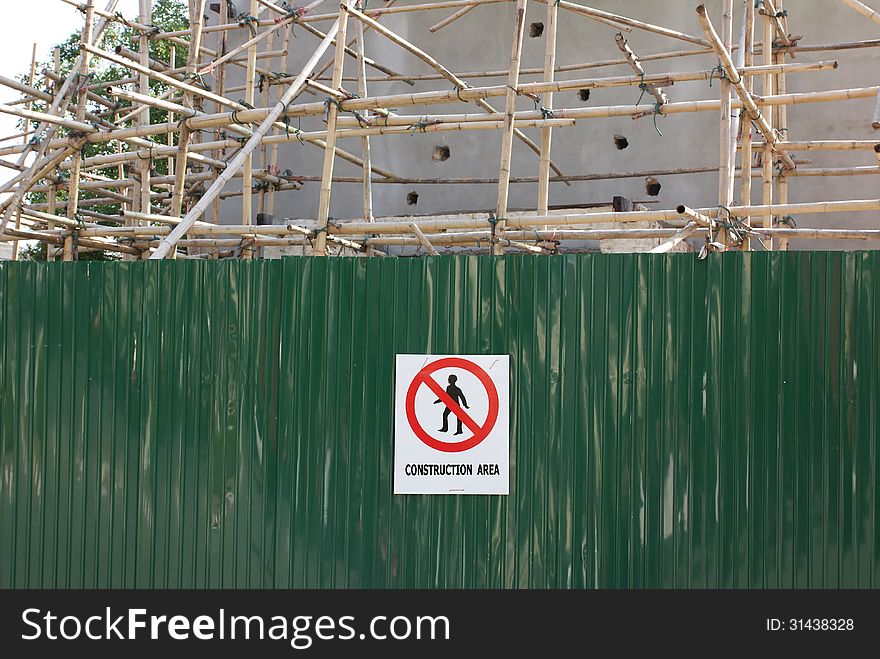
[394,354,509,495]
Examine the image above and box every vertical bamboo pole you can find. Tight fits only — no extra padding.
[11,44,37,261]
[314,1,354,257]
[740,0,754,249]
[761,1,775,248]
[64,0,95,261]
[211,28,228,227]
[138,0,152,218]
[718,0,734,235]
[355,3,374,226]
[167,44,176,179]
[265,26,291,225]
[537,0,557,216]
[257,27,274,221]
[775,0,790,250]
[172,0,207,221]
[493,0,528,256]
[47,46,61,262]
[241,0,259,257]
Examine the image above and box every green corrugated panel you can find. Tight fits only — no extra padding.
[0,254,877,588]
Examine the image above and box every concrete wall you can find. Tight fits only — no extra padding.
[212,0,880,250]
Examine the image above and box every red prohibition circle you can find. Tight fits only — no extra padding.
[405,357,499,453]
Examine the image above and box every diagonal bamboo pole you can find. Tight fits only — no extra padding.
[342,3,567,180]
[840,0,880,26]
[150,12,345,259]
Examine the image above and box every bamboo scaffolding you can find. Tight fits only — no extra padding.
[3,0,880,260]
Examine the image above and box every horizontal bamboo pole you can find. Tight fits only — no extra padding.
[0,103,97,134]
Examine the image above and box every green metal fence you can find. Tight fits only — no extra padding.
[1,254,877,588]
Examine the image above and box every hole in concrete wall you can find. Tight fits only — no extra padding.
[433,145,451,161]
[407,191,419,206]
[613,135,629,150]
[530,22,544,38]
[645,177,662,196]
[578,89,591,102]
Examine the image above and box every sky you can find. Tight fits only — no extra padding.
[0,0,142,188]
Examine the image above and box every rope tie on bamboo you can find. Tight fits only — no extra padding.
[453,84,468,103]
[407,119,441,133]
[237,13,260,37]
[282,102,305,143]
[230,108,249,126]
[182,72,210,90]
[708,63,728,88]
[777,215,797,228]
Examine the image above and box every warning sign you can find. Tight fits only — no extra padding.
[394,355,509,495]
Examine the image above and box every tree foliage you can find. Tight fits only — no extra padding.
[18,0,190,260]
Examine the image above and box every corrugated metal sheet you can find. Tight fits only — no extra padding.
[0,254,877,588]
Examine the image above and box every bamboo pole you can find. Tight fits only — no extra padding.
[775,0,790,251]
[649,222,699,253]
[354,4,374,227]
[410,222,438,255]
[241,0,259,255]
[762,0,775,243]
[697,5,796,171]
[740,0,755,246]
[342,2,567,179]
[537,0,557,217]
[758,0,794,48]
[150,11,346,259]
[717,0,734,246]
[840,0,880,26]
[429,5,477,32]
[538,0,711,47]
[62,0,96,261]
[872,91,880,129]
[11,44,38,261]
[493,0,528,255]
[314,2,354,257]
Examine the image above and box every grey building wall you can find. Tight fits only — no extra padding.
[211,0,880,249]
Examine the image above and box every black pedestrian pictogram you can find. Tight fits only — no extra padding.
[434,374,469,435]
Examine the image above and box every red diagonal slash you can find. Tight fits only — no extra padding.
[404,357,499,453]
[417,372,482,436]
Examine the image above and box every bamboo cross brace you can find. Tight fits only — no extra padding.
[81,43,245,111]
[342,2,568,180]
[648,222,699,253]
[429,4,477,33]
[150,11,346,258]
[16,0,120,167]
[614,32,667,107]
[697,5,796,170]
[410,222,438,255]
[538,0,711,47]
[839,0,880,27]
[758,0,795,47]
[296,19,415,85]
